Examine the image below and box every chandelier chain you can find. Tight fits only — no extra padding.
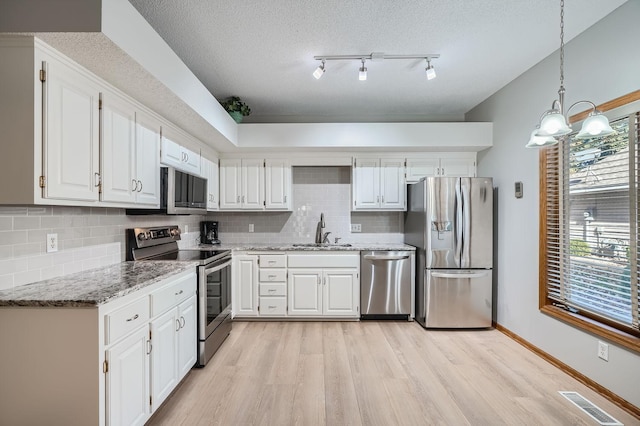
[559,0,565,88]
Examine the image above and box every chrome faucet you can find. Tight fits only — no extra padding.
[315,213,326,243]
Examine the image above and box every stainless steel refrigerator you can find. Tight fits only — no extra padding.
[405,177,493,328]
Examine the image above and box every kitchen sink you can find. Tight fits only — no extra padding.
[292,243,353,247]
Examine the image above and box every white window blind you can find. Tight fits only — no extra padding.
[543,110,639,334]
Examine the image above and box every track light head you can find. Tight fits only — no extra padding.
[425,58,436,80]
[313,60,325,79]
[359,59,367,81]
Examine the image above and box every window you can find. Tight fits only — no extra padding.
[540,92,640,351]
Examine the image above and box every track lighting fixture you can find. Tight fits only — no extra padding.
[313,60,325,79]
[527,0,614,149]
[312,52,440,80]
[358,59,367,81]
[425,58,436,80]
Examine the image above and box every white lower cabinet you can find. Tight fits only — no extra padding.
[287,269,323,316]
[234,254,259,317]
[288,269,359,317]
[106,326,150,426]
[0,268,198,426]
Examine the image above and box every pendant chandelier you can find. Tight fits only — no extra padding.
[526,0,614,148]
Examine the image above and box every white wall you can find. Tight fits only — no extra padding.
[466,2,640,407]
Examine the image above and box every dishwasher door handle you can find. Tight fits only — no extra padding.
[364,255,410,261]
[431,271,489,279]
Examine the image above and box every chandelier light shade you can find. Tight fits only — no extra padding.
[526,126,559,149]
[527,0,614,148]
[313,53,439,80]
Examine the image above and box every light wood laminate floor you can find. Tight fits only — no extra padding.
[148,321,638,425]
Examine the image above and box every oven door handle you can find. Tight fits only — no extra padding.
[204,259,232,274]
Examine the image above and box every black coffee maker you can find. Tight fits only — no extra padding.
[200,221,221,245]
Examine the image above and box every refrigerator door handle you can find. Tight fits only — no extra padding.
[431,271,489,279]
[454,181,463,265]
[460,178,471,268]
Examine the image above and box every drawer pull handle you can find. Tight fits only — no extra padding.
[175,290,183,296]
[268,275,276,279]
[268,289,276,293]
[126,314,139,322]
[268,305,277,309]
[268,261,276,264]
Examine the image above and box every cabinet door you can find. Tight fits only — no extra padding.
[353,158,380,209]
[135,113,161,206]
[380,158,406,210]
[44,59,100,201]
[150,308,178,411]
[209,159,219,211]
[287,269,322,316]
[181,145,201,175]
[219,159,242,209]
[241,159,264,209]
[101,93,136,203]
[160,136,183,169]
[234,255,258,316]
[406,158,439,182]
[177,295,197,378]
[105,327,150,426]
[323,270,359,317]
[265,159,291,210]
[439,158,476,177]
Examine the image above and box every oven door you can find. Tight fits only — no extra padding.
[199,257,232,340]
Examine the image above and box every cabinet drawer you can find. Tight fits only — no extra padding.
[259,254,286,268]
[259,296,286,316]
[150,273,195,316]
[259,269,286,282]
[105,297,150,345]
[260,283,286,296]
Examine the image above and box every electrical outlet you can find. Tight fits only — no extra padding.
[184,225,189,234]
[46,233,58,253]
[597,341,609,361]
[249,224,254,233]
[351,224,361,232]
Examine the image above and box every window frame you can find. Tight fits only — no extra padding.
[539,90,640,354]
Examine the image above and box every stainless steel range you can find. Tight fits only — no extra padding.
[126,225,231,367]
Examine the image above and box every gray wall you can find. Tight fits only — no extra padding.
[466,1,640,407]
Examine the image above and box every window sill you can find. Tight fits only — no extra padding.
[541,305,640,354]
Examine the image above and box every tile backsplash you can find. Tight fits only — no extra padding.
[0,166,404,290]
[207,166,404,244]
[0,206,203,290]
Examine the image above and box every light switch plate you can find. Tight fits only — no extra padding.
[351,224,361,232]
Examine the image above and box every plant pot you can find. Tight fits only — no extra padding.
[228,111,243,123]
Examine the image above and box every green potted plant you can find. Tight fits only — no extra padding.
[220,96,251,123]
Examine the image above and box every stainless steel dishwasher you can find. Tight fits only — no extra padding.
[360,251,414,320]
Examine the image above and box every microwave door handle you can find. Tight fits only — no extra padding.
[204,259,232,274]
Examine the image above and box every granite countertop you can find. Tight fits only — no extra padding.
[199,243,416,252]
[0,261,198,308]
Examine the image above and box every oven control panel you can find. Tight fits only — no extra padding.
[127,226,181,251]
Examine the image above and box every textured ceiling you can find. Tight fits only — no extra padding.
[128,0,626,124]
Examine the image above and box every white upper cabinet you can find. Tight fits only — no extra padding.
[220,158,290,211]
[43,54,101,202]
[101,92,161,206]
[201,156,220,211]
[160,126,200,175]
[265,159,291,210]
[406,156,476,182]
[352,157,405,211]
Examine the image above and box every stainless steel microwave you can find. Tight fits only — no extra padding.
[126,167,207,215]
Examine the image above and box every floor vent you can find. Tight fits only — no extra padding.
[559,391,623,425]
